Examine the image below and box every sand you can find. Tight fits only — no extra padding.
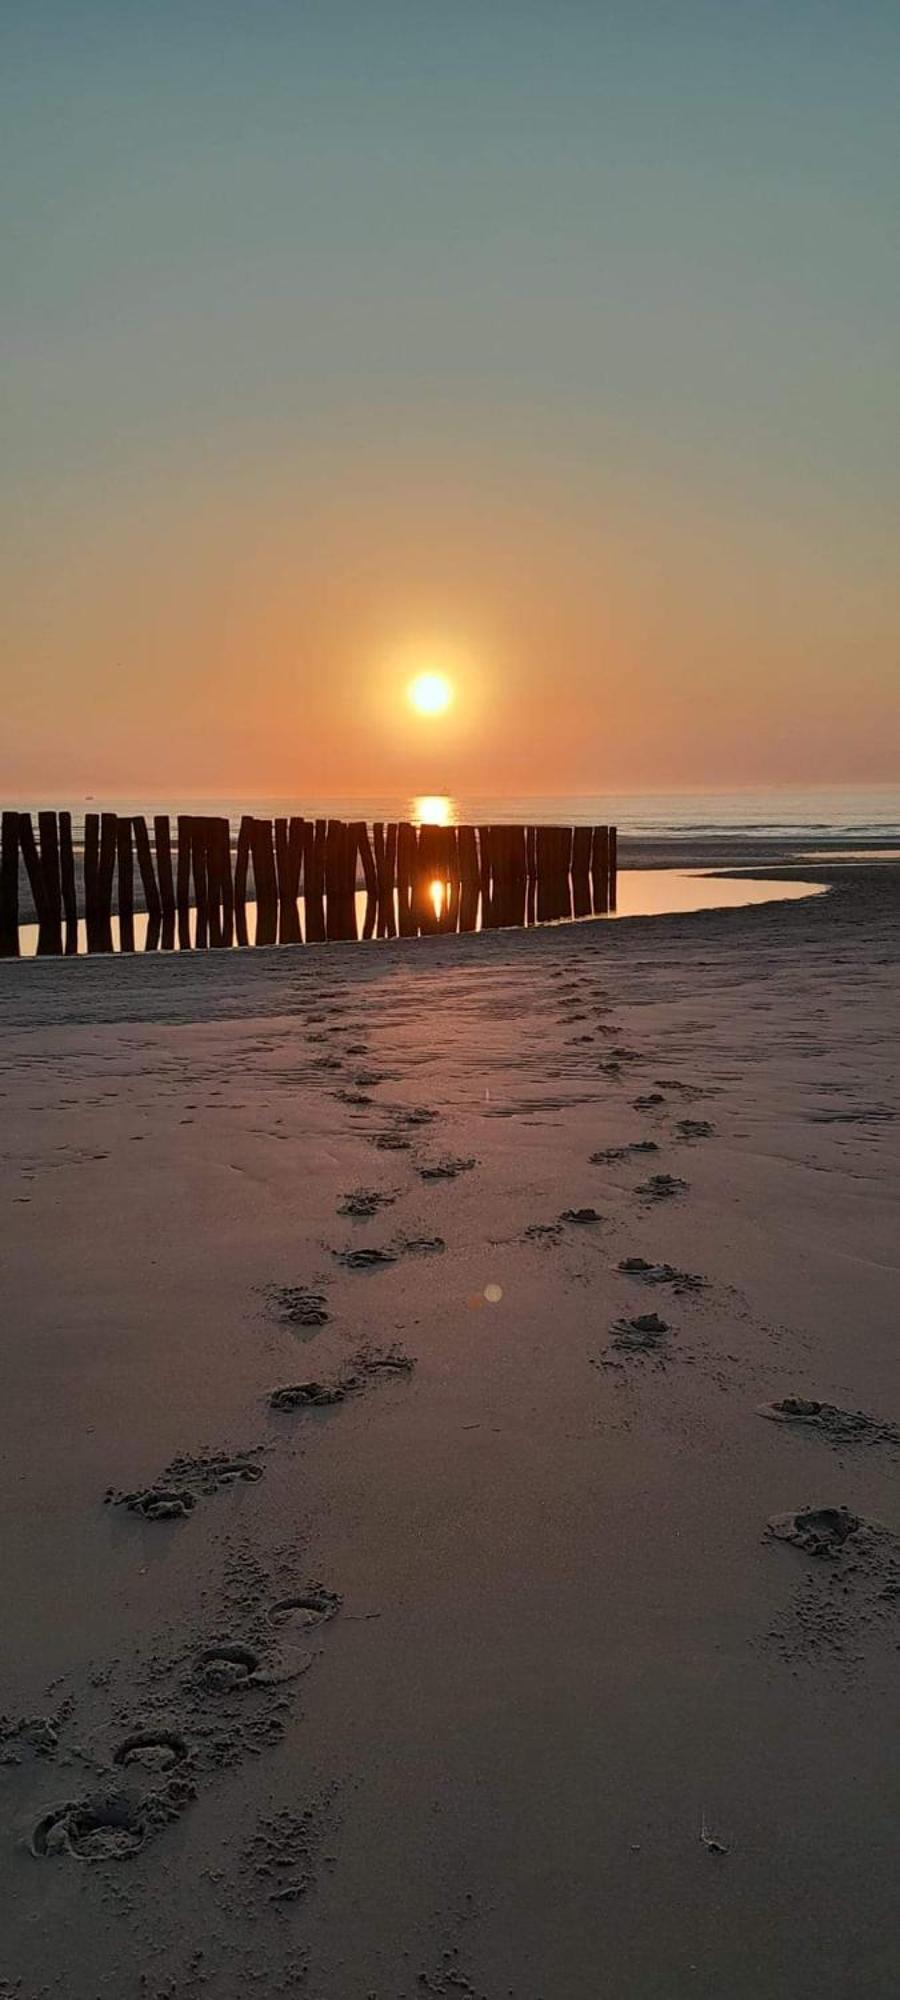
[1,851,898,1999]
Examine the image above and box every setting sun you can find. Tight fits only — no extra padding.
[408,671,453,717]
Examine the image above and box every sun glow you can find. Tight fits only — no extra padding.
[413,794,452,826]
[408,671,453,717]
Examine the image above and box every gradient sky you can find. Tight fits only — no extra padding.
[2,1,898,799]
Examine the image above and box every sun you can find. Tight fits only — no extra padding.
[408,671,453,717]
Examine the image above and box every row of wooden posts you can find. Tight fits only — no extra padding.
[0,811,618,957]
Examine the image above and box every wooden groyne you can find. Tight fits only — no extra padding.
[0,811,618,957]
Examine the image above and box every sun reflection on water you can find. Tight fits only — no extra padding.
[412,794,454,826]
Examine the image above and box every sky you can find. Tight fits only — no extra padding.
[2,1,898,801]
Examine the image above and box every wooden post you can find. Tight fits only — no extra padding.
[203,816,222,948]
[477,825,494,928]
[116,816,135,952]
[251,818,278,946]
[176,816,193,949]
[96,813,117,952]
[591,825,609,915]
[355,822,377,940]
[443,826,461,932]
[0,812,19,957]
[458,825,480,931]
[525,825,537,925]
[373,822,397,938]
[59,811,78,954]
[154,815,176,949]
[302,819,327,943]
[609,825,618,911]
[275,816,302,944]
[36,811,63,955]
[234,815,252,946]
[133,817,162,928]
[84,813,101,950]
[218,819,235,947]
[572,826,592,919]
[397,822,417,936]
[17,814,47,951]
[189,818,209,949]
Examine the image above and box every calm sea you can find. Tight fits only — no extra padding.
[26,785,899,843]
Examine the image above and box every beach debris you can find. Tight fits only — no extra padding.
[700,1812,729,1857]
[560,1206,604,1225]
[267,1287,330,1328]
[618,1257,705,1292]
[418,1155,477,1180]
[635,1174,688,1201]
[766,1506,861,1558]
[757,1398,900,1450]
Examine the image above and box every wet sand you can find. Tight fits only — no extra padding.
[1,850,898,1998]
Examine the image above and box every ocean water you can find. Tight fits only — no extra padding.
[20,784,899,843]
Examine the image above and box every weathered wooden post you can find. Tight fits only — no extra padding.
[275,816,303,943]
[190,818,209,949]
[202,816,222,948]
[59,812,78,954]
[572,826,592,918]
[83,813,101,950]
[458,825,480,930]
[609,825,618,910]
[217,818,235,947]
[176,816,193,948]
[233,816,252,945]
[0,812,19,957]
[133,817,162,950]
[397,822,417,936]
[96,813,117,952]
[115,816,135,952]
[525,825,537,925]
[373,822,398,938]
[354,822,377,940]
[35,811,63,955]
[591,826,609,915]
[154,815,176,948]
[301,820,326,942]
[251,818,278,946]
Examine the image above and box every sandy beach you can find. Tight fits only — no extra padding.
[1,849,898,2000]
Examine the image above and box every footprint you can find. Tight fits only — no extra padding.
[522,1222,564,1244]
[107,1455,262,1520]
[418,1156,477,1181]
[195,1643,262,1690]
[590,1142,658,1164]
[633,1093,666,1110]
[266,1589,341,1633]
[635,1174,688,1201]
[368,1132,412,1152]
[110,1486,197,1521]
[676,1119,715,1141]
[398,1235,445,1256]
[618,1257,705,1293]
[33,1792,149,1861]
[338,1188,397,1219]
[269,1380,348,1410]
[560,1207,604,1225]
[113,1730,188,1773]
[766,1506,861,1557]
[606,1312,671,1356]
[349,1343,415,1380]
[268,1287,329,1328]
[758,1399,900,1451]
[335,1246,398,1270]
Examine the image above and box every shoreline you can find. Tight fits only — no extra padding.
[1,857,898,1997]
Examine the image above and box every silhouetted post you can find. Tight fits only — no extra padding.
[116,816,135,952]
[154,815,176,948]
[96,813,117,952]
[342,821,360,940]
[477,825,494,927]
[609,825,618,910]
[84,813,101,950]
[373,822,398,938]
[301,820,326,943]
[133,817,162,933]
[444,826,461,932]
[17,815,46,951]
[218,819,235,947]
[572,826,592,918]
[35,811,63,955]
[0,812,19,957]
[591,826,609,915]
[458,825,480,931]
[397,822,417,935]
[525,825,537,925]
[176,815,193,949]
[188,819,208,949]
[59,811,78,953]
[251,818,278,946]
[355,822,377,939]
[234,815,252,945]
[412,822,439,934]
[275,816,302,943]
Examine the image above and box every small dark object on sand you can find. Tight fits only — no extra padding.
[560,1207,603,1225]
